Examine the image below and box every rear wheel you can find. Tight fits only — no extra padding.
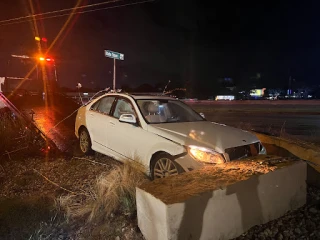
[151,153,184,179]
[79,128,92,155]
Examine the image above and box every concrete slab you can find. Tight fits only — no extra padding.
[137,159,307,240]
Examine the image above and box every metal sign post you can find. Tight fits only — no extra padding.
[104,50,124,91]
[113,58,116,92]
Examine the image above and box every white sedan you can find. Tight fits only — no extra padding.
[75,93,266,179]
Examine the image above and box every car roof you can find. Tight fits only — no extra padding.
[102,92,176,100]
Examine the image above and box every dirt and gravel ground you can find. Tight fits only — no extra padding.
[0,153,144,240]
[0,153,320,240]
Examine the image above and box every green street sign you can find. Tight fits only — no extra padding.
[104,50,124,60]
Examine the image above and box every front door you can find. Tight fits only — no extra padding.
[107,98,147,161]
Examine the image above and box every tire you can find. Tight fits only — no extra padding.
[150,153,184,180]
[79,128,93,155]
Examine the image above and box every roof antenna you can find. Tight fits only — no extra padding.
[162,80,171,95]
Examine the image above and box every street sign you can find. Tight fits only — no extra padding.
[104,50,124,60]
[104,50,125,91]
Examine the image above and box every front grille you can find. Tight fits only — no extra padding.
[225,142,260,161]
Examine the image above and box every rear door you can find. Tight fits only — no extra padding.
[86,96,116,153]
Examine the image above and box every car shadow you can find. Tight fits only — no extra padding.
[177,191,212,240]
[226,175,263,233]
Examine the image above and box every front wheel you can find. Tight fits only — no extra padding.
[79,128,92,155]
[151,153,184,179]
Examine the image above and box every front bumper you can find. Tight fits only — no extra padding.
[174,153,205,172]
[174,142,267,172]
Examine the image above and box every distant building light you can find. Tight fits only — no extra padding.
[35,36,41,41]
[42,37,48,42]
[215,95,235,101]
[250,88,266,97]
[83,93,88,96]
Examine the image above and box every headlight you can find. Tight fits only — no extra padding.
[188,145,225,164]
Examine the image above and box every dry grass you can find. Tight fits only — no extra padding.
[57,161,149,224]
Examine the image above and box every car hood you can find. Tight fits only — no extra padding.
[147,121,260,153]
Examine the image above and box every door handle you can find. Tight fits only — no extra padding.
[109,121,115,126]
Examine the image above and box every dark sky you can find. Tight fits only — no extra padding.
[0,0,319,92]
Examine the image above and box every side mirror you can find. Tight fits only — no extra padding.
[200,112,205,118]
[119,114,137,124]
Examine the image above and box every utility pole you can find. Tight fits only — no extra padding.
[113,58,116,91]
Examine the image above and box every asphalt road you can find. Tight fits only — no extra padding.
[6,94,79,153]
[188,100,320,145]
[5,95,320,152]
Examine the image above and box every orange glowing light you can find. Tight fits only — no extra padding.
[35,36,41,41]
[39,57,45,61]
[189,147,225,164]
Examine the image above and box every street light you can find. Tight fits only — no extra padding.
[39,57,45,61]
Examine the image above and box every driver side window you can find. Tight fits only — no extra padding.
[113,99,135,119]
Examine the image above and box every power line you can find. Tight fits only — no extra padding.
[0,0,154,27]
[0,0,123,24]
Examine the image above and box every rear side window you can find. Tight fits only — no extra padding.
[91,96,115,115]
[90,100,100,111]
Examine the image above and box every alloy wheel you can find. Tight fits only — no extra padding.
[153,157,179,179]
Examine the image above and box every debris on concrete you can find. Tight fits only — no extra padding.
[140,155,299,205]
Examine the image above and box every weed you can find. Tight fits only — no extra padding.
[57,161,149,224]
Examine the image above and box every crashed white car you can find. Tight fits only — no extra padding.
[75,93,266,179]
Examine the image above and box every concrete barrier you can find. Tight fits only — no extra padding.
[254,132,320,187]
[137,159,306,240]
[254,132,320,167]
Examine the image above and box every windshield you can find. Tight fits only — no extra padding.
[136,99,204,124]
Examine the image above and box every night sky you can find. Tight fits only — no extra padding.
[0,0,319,94]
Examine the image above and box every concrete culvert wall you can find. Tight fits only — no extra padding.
[137,158,307,240]
[254,132,320,188]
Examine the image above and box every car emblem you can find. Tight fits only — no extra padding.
[242,139,247,142]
